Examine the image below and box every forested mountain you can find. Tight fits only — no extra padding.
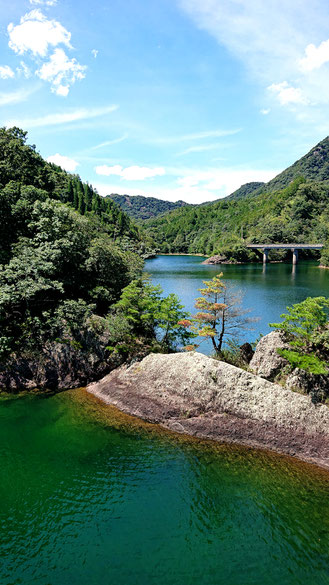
[109,193,190,220]
[0,127,154,372]
[143,136,329,266]
[265,136,329,192]
[225,181,265,200]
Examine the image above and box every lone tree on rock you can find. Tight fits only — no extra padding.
[180,273,256,354]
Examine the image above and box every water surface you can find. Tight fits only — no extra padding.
[145,255,329,351]
[1,390,329,585]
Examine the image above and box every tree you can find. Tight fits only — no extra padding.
[270,296,329,374]
[183,273,255,354]
[115,275,194,350]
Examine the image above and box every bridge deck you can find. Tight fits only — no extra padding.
[247,244,323,249]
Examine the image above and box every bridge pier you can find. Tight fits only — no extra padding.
[263,248,269,264]
[292,248,298,265]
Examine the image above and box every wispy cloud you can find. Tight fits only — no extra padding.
[5,104,118,128]
[177,142,225,156]
[179,0,329,113]
[152,128,241,144]
[90,134,128,150]
[0,86,37,107]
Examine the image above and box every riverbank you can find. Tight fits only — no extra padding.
[87,352,329,471]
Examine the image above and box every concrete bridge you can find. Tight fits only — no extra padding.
[246,243,324,265]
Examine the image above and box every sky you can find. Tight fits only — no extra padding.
[1,1,329,203]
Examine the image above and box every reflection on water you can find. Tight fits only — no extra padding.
[145,255,329,352]
[0,389,329,585]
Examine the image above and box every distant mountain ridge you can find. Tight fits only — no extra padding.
[264,136,329,191]
[109,194,190,220]
[142,135,329,266]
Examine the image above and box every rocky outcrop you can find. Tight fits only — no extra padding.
[0,341,124,392]
[249,331,289,380]
[202,254,229,265]
[87,351,329,469]
[286,368,329,402]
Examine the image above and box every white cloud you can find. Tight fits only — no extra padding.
[16,61,31,78]
[36,48,86,96]
[299,39,329,72]
[47,153,79,171]
[268,81,309,106]
[6,104,118,128]
[179,1,329,113]
[92,49,98,58]
[8,10,71,57]
[95,166,279,204]
[7,9,86,96]
[95,164,166,181]
[0,66,15,79]
[260,108,270,115]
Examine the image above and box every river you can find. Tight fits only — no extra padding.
[1,256,329,585]
[145,255,329,352]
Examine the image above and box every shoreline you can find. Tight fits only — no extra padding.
[87,352,329,472]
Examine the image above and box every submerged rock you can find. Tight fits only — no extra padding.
[88,351,329,469]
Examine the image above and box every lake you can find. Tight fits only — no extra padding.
[1,389,329,585]
[145,255,329,352]
[2,255,329,585]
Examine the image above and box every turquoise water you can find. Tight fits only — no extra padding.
[145,255,329,351]
[1,390,329,585]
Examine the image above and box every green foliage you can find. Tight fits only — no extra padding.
[115,275,194,351]
[0,127,153,362]
[143,174,328,259]
[270,297,329,374]
[277,349,328,375]
[110,194,190,221]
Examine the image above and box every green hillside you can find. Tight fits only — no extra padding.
[109,193,190,220]
[143,135,329,266]
[225,181,265,200]
[265,136,329,191]
[0,127,154,366]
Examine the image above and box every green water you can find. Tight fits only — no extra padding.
[145,255,329,352]
[1,390,329,585]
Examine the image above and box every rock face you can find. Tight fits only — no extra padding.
[0,342,123,392]
[249,331,289,380]
[88,351,329,469]
[202,254,228,265]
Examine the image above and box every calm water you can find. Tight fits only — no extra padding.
[145,255,329,351]
[1,389,329,585]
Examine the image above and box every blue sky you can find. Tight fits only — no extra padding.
[1,0,329,203]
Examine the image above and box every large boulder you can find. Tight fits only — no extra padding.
[249,331,289,380]
[87,351,329,468]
